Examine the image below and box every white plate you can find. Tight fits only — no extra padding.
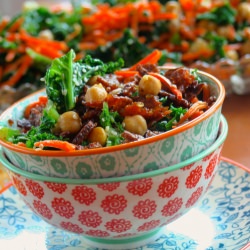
[0,157,249,250]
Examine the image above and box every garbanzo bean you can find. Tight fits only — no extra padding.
[123,115,147,136]
[85,84,107,103]
[88,127,107,146]
[139,75,162,96]
[57,111,82,133]
[225,50,239,61]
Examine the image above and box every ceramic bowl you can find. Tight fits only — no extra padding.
[0,69,225,179]
[0,115,228,249]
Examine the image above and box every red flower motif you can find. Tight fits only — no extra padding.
[12,176,27,196]
[205,154,218,179]
[79,210,102,228]
[33,200,53,220]
[185,165,202,189]
[60,221,84,234]
[85,229,110,237]
[25,179,44,199]
[132,199,157,219]
[126,178,153,196]
[101,194,127,215]
[161,197,183,216]
[157,176,179,198]
[105,219,132,233]
[97,183,120,192]
[137,220,160,232]
[45,182,67,194]
[51,197,75,218]
[181,163,195,171]
[72,185,96,205]
[186,186,203,208]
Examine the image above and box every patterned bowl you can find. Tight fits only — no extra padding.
[0,115,228,249]
[0,69,225,179]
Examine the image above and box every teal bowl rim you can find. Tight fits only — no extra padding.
[0,115,228,185]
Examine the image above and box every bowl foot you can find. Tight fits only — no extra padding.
[82,227,164,249]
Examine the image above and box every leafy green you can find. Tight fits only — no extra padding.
[0,127,20,141]
[203,32,227,61]
[196,3,236,25]
[190,68,202,83]
[45,50,124,114]
[0,39,17,50]
[22,5,83,49]
[156,105,187,131]
[100,102,124,146]
[9,110,61,148]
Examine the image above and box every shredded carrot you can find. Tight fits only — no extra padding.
[177,101,208,125]
[115,70,139,78]
[182,50,215,62]
[24,96,48,119]
[0,55,33,87]
[20,30,68,51]
[129,50,162,70]
[148,72,183,100]
[34,140,76,152]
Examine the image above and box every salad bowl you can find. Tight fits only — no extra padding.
[0,115,228,249]
[0,63,225,179]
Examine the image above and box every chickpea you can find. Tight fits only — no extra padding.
[225,50,239,61]
[189,38,211,53]
[56,111,82,134]
[123,115,147,136]
[139,75,161,96]
[88,127,107,146]
[85,84,107,103]
[238,3,250,21]
[38,30,54,40]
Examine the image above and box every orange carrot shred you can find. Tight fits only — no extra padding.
[129,50,162,70]
[34,140,76,152]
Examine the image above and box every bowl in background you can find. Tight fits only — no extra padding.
[0,69,225,179]
[0,115,228,249]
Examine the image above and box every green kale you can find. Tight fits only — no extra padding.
[9,110,60,148]
[155,104,187,131]
[100,102,124,146]
[0,127,20,141]
[45,50,124,114]
[196,3,236,25]
[190,68,202,83]
[203,32,227,61]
